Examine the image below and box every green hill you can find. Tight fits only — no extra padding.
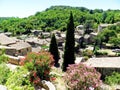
[0,6,120,34]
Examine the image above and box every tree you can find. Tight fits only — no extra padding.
[84,20,93,34]
[109,37,120,47]
[101,12,107,23]
[62,12,75,71]
[101,29,117,43]
[49,33,60,67]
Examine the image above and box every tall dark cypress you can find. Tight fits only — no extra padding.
[49,33,59,66]
[62,12,75,71]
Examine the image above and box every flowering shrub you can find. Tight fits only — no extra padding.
[19,50,54,85]
[64,63,102,90]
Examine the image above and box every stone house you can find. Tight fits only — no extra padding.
[84,57,120,79]
[0,33,16,46]
[31,30,42,36]
[89,32,98,43]
[26,38,48,47]
[84,34,91,44]
[8,41,32,56]
[41,32,50,38]
[98,24,112,33]
[75,25,84,35]
[0,46,16,56]
[76,25,84,31]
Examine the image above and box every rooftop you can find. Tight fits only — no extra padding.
[9,41,31,50]
[84,57,120,68]
[0,33,16,45]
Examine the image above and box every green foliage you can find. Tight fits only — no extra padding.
[63,12,75,71]
[101,12,107,23]
[1,6,120,34]
[95,51,108,56]
[0,64,11,84]
[105,72,120,85]
[109,37,120,47]
[49,34,60,66]
[83,56,89,61]
[84,20,93,34]
[41,45,49,49]
[0,55,9,64]
[0,49,9,64]
[117,53,120,56]
[82,49,93,58]
[6,67,34,90]
[101,29,117,43]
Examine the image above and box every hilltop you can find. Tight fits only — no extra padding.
[0,6,120,34]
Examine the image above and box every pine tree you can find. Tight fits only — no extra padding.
[49,33,60,67]
[62,12,75,71]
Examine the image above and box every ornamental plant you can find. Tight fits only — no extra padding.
[19,50,54,85]
[64,63,102,90]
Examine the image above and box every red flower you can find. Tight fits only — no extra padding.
[33,71,37,77]
[51,77,56,81]
[33,76,40,84]
[44,70,50,75]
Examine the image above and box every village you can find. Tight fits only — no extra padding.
[1,0,120,89]
[0,22,120,71]
[0,21,120,89]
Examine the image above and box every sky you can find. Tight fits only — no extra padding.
[0,0,120,18]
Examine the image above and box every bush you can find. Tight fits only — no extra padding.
[81,56,89,62]
[64,63,102,90]
[0,49,9,64]
[105,72,120,85]
[19,51,54,85]
[95,51,108,56]
[0,64,11,84]
[117,53,120,56]
[6,67,34,90]
[0,55,9,64]
[82,49,93,58]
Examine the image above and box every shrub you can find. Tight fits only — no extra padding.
[82,49,93,58]
[64,63,102,90]
[0,55,9,64]
[105,72,120,85]
[95,51,108,56]
[0,49,9,64]
[19,51,54,85]
[0,64,11,84]
[117,53,120,56]
[6,67,34,90]
[81,56,89,62]
[41,45,49,50]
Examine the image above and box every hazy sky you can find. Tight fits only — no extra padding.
[0,0,120,18]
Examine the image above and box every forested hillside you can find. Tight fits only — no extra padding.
[0,6,120,35]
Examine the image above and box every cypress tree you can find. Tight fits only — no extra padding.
[49,33,60,67]
[62,12,75,71]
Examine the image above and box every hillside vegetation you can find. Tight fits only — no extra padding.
[0,6,120,34]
